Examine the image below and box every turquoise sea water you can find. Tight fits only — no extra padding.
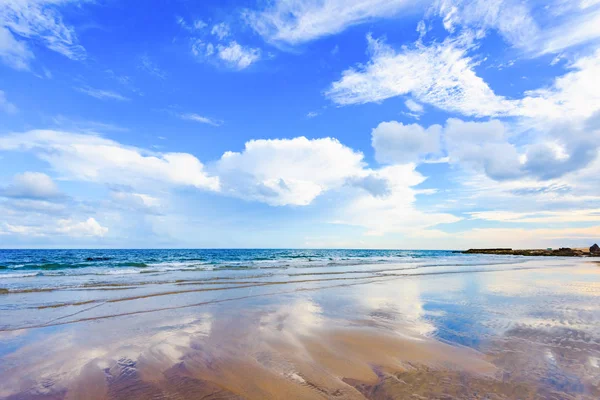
[0,248,525,290]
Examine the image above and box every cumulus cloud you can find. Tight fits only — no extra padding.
[0,0,86,70]
[0,130,220,192]
[332,164,461,236]
[216,41,261,70]
[443,118,523,180]
[372,117,599,183]
[184,18,261,70]
[211,22,230,40]
[0,172,62,199]
[372,121,441,164]
[245,0,419,45]
[191,39,261,70]
[56,217,108,237]
[214,136,366,206]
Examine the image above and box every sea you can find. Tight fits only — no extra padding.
[0,248,528,293]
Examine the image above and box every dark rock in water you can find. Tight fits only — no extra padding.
[591,244,600,254]
[463,248,587,257]
[0,288,8,295]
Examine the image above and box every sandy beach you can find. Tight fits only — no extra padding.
[1,251,599,399]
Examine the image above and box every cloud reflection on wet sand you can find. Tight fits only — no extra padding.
[1,259,599,399]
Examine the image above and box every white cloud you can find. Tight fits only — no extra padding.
[431,0,600,56]
[2,217,108,237]
[0,26,33,70]
[1,172,62,199]
[306,111,319,118]
[178,113,222,126]
[372,121,441,164]
[328,34,600,124]
[215,136,365,206]
[405,99,424,114]
[518,49,600,123]
[443,118,524,180]
[0,130,220,192]
[538,6,600,55]
[56,217,108,237]
[212,136,460,235]
[0,90,18,113]
[245,0,419,44]
[433,0,539,50]
[191,39,261,70]
[332,164,461,236]
[468,209,600,223]
[216,41,261,70]
[110,191,162,214]
[177,17,208,32]
[370,116,599,183]
[0,0,85,70]
[326,35,515,117]
[76,87,130,101]
[211,22,230,40]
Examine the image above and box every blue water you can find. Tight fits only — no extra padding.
[0,249,532,294]
[0,249,496,275]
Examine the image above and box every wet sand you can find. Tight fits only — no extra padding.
[1,258,599,399]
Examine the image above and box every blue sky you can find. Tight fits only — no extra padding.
[1,0,600,249]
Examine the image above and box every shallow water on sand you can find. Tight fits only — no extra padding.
[0,252,599,399]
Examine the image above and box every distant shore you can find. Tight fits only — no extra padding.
[462,247,599,257]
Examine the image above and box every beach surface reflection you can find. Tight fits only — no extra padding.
[1,257,599,399]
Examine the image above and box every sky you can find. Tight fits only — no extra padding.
[0,0,600,249]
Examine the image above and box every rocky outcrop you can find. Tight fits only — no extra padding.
[591,244,600,254]
[462,248,589,257]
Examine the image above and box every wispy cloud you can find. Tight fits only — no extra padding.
[139,55,167,79]
[51,115,128,133]
[245,0,418,45]
[0,0,86,70]
[178,113,223,126]
[75,87,130,101]
[0,90,18,113]
[177,16,208,32]
[327,34,515,117]
[0,26,34,70]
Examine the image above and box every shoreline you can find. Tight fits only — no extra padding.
[1,252,599,399]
